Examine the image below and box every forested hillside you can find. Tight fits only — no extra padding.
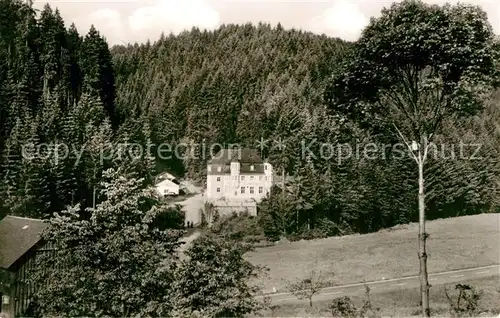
[111,24,351,176]
[0,0,151,219]
[111,23,499,236]
[1,0,498,236]
[4,1,499,316]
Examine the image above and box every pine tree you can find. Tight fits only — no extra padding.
[1,118,24,214]
[84,118,114,208]
[39,5,63,96]
[19,111,50,218]
[80,25,117,126]
[38,91,61,141]
[66,23,83,106]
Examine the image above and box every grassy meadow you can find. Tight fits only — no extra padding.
[247,213,500,292]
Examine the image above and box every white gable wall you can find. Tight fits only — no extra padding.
[156,179,180,196]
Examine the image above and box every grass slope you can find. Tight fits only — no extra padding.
[247,213,500,292]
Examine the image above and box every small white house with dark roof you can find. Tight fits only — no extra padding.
[206,148,273,201]
[154,172,181,197]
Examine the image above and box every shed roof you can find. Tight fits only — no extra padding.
[0,216,48,269]
[156,178,180,187]
[155,172,177,184]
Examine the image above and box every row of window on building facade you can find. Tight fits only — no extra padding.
[215,175,268,182]
[216,186,264,194]
[208,165,268,172]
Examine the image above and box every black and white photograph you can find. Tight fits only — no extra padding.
[0,0,499,317]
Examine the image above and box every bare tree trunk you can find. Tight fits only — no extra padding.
[308,210,311,230]
[418,159,430,317]
[93,186,96,209]
[395,127,431,317]
[282,168,285,188]
[296,210,299,232]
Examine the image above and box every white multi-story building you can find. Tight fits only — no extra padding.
[206,148,273,201]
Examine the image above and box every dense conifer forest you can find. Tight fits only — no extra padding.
[1,0,500,316]
[0,0,150,219]
[1,0,498,237]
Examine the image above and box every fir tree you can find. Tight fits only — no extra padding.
[80,25,117,126]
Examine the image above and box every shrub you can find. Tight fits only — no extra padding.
[209,211,265,243]
[330,285,380,318]
[445,283,484,317]
[330,296,357,317]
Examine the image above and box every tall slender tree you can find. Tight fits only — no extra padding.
[80,25,117,126]
[324,1,499,315]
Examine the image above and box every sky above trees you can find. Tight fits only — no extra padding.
[34,0,500,45]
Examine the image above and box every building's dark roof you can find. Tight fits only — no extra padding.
[240,163,264,174]
[157,178,180,186]
[208,148,263,165]
[0,216,48,269]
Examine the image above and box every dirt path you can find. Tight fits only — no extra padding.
[178,229,202,257]
[259,265,500,304]
[179,193,204,225]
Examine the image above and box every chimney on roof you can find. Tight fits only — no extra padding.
[230,146,241,162]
